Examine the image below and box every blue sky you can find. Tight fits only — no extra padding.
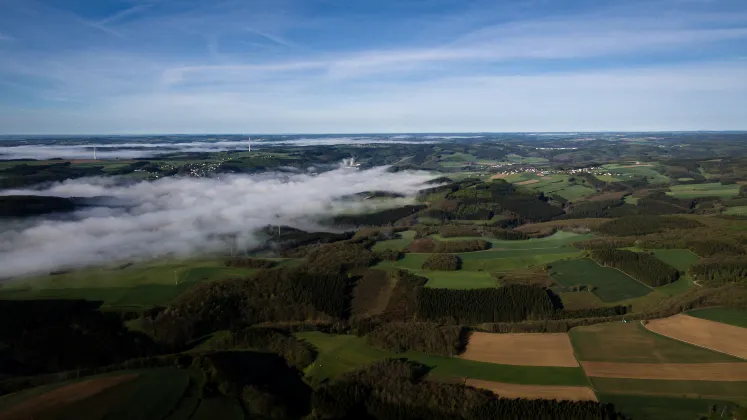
[0,0,746,134]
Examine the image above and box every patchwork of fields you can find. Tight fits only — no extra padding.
[373,231,590,289]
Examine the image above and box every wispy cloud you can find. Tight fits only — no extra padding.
[243,27,295,48]
[97,4,153,26]
[0,0,746,133]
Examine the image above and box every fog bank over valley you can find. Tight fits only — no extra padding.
[0,167,435,278]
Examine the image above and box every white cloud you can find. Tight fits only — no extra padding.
[2,61,745,133]
[0,167,435,278]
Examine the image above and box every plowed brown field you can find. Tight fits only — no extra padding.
[581,362,747,381]
[645,314,747,359]
[466,379,597,401]
[460,332,579,367]
[516,179,540,185]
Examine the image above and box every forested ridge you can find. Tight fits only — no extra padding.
[417,285,557,324]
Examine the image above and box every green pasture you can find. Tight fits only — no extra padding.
[650,249,700,271]
[0,258,261,309]
[602,164,670,184]
[596,174,627,182]
[624,195,639,205]
[296,332,588,386]
[570,322,740,363]
[295,332,396,383]
[655,274,695,297]
[459,250,581,272]
[372,230,417,251]
[590,377,747,401]
[440,152,477,162]
[549,259,652,302]
[599,393,735,420]
[558,291,604,310]
[554,184,597,201]
[418,270,497,289]
[667,182,741,199]
[503,173,597,200]
[725,206,747,215]
[687,307,747,329]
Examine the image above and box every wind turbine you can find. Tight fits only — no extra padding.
[93,146,97,160]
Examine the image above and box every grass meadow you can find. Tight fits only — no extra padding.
[687,307,747,329]
[0,259,261,309]
[598,393,734,420]
[667,183,741,198]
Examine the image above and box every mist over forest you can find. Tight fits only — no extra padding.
[0,167,435,278]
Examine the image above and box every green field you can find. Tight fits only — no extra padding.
[655,274,695,297]
[650,249,700,271]
[602,164,670,184]
[372,230,417,251]
[667,182,741,199]
[687,307,747,328]
[598,393,734,420]
[373,232,591,287]
[297,332,588,386]
[417,270,498,289]
[569,322,741,363]
[459,250,581,272]
[590,377,747,401]
[0,259,260,309]
[502,173,596,201]
[554,184,597,201]
[549,259,652,302]
[296,332,392,383]
[725,206,747,215]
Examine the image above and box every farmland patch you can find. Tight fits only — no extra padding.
[460,332,579,367]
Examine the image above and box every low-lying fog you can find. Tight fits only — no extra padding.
[0,167,435,279]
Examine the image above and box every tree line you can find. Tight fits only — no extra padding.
[366,322,468,356]
[691,257,747,286]
[596,215,703,236]
[422,253,461,270]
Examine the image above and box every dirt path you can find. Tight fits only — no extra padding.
[460,332,579,367]
[466,379,597,401]
[644,314,747,359]
[581,362,747,381]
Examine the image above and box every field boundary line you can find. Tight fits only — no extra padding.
[640,320,747,361]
